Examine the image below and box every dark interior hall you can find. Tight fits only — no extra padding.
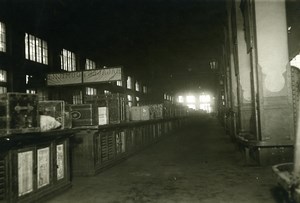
[0,0,300,202]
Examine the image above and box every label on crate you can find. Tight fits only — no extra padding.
[71,111,82,119]
[98,107,109,125]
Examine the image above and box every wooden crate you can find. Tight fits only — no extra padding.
[70,104,96,127]
[85,93,126,124]
[0,93,40,136]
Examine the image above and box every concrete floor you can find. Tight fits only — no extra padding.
[47,116,287,203]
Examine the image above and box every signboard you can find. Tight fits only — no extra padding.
[83,67,122,83]
[56,144,65,180]
[18,151,33,196]
[37,147,50,188]
[47,72,82,86]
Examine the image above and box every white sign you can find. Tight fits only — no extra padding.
[18,151,33,196]
[83,67,122,83]
[37,147,50,188]
[47,72,82,86]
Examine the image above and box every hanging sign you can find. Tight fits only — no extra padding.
[83,67,122,83]
[47,72,82,86]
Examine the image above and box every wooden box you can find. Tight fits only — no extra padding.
[70,104,96,127]
[0,93,40,136]
[140,106,150,121]
[130,106,141,121]
[85,93,126,124]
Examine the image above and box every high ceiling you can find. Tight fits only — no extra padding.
[3,0,227,94]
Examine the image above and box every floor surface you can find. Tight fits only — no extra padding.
[47,116,286,203]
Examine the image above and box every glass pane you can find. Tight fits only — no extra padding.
[25,33,29,59]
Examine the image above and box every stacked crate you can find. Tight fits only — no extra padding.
[85,93,126,125]
[0,93,40,136]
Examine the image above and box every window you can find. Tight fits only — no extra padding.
[178,96,184,103]
[0,69,7,82]
[60,49,76,71]
[164,94,167,100]
[86,87,97,96]
[0,86,6,93]
[127,95,132,107]
[26,75,33,85]
[136,96,140,102]
[200,95,211,103]
[85,59,96,70]
[127,76,132,89]
[143,86,147,93]
[186,95,195,103]
[73,91,82,104]
[135,81,139,91]
[199,94,211,113]
[0,22,6,52]
[26,89,36,94]
[187,104,196,110]
[0,69,7,94]
[25,33,48,64]
[117,80,122,87]
[104,90,111,95]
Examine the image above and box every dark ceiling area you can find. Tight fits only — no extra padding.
[3,0,227,94]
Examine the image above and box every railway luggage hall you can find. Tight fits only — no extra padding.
[46,116,278,203]
[2,0,300,203]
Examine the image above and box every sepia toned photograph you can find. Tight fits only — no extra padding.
[0,0,300,202]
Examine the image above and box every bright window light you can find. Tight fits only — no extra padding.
[127,76,132,89]
[0,22,6,52]
[200,95,211,103]
[187,104,196,109]
[200,103,211,113]
[178,96,184,103]
[186,95,195,103]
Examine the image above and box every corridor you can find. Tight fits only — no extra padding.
[47,116,279,203]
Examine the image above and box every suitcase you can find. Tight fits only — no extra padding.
[0,92,40,136]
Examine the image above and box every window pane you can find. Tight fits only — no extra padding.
[127,77,132,89]
[178,96,184,103]
[42,41,48,65]
[25,33,29,59]
[0,86,7,93]
[186,95,195,103]
[36,38,42,63]
[0,22,6,52]
[0,69,7,82]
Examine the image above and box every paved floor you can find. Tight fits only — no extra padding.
[47,116,285,203]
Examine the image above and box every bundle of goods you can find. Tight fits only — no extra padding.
[0,93,40,135]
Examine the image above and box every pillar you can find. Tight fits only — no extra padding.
[241,0,294,164]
